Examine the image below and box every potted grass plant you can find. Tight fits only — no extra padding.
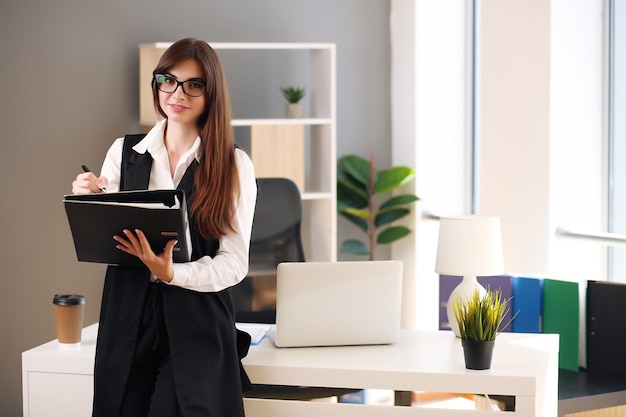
[451,287,516,370]
[280,86,306,118]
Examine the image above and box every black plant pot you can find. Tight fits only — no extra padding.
[461,339,495,370]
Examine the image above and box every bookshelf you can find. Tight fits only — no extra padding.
[138,42,337,262]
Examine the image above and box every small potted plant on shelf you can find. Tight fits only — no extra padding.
[280,86,306,118]
[337,153,419,260]
[452,287,516,370]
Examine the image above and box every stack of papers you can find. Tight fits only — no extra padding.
[236,323,272,345]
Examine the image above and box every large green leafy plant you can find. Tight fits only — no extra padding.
[337,154,419,260]
[452,288,516,342]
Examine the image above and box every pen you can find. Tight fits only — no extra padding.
[81,164,107,191]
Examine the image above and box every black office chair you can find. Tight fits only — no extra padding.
[232,177,305,324]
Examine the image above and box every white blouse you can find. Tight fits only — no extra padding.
[99,120,257,292]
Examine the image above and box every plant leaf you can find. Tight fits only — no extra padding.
[379,194,420,210]
[452,288,517,342]
[280,86,305,103]
[343,208,371,221]
[341,155,372,189]
[338,169,368,196]
[340,239,369,256]
[374,166,415,194]
[374,208,410,227]
[377,226,411,244]
[337,179,368,210]
[339,211,368,232]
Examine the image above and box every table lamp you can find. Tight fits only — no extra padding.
[435,215,504,337]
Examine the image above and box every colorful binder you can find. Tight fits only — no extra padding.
[439,274,513,332]
[586,280,626,375]
[511,276,543,333]
[542,278,579,371]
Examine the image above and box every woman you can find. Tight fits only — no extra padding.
[72,38,256,417]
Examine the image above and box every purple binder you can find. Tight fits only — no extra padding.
[439,274,513,332]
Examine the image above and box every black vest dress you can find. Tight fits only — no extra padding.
[92,135,251,417]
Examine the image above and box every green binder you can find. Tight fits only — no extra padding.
[542,279,579,371]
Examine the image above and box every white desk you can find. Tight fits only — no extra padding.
[22,323,558,417]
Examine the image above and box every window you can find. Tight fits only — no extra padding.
[608,0,626,283]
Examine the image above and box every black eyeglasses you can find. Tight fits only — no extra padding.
[154,74,206,97]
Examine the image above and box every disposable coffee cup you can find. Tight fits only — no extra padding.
[52,294,85,345]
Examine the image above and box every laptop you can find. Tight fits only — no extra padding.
[267,260,403,347]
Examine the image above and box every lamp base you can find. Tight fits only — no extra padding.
[447,276,486,338]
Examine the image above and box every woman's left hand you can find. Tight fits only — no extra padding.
[114,229,176,282]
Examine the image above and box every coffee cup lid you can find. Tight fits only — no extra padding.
[53,294,86,306]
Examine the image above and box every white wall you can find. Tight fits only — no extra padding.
[480,0,553,273]
[480,0,605,282]
[548,0,605,283]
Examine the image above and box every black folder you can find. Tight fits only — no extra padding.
[64,190,191,267]
[586,280,626,375]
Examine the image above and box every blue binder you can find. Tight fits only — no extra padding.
[511,276,543,333]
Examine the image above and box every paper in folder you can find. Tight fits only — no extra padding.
[64,189,191,267]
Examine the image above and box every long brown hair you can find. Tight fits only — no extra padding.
[151,38,240,239]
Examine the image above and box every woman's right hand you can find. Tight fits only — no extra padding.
[72,172,109,195]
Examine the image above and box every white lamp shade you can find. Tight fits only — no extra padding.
[435,215,505,337]
[435,215,504,276]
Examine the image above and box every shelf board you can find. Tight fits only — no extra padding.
[232,118,332,126]
[301,192,333,201]
[140,118,333,128]
[141,42,335,51]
